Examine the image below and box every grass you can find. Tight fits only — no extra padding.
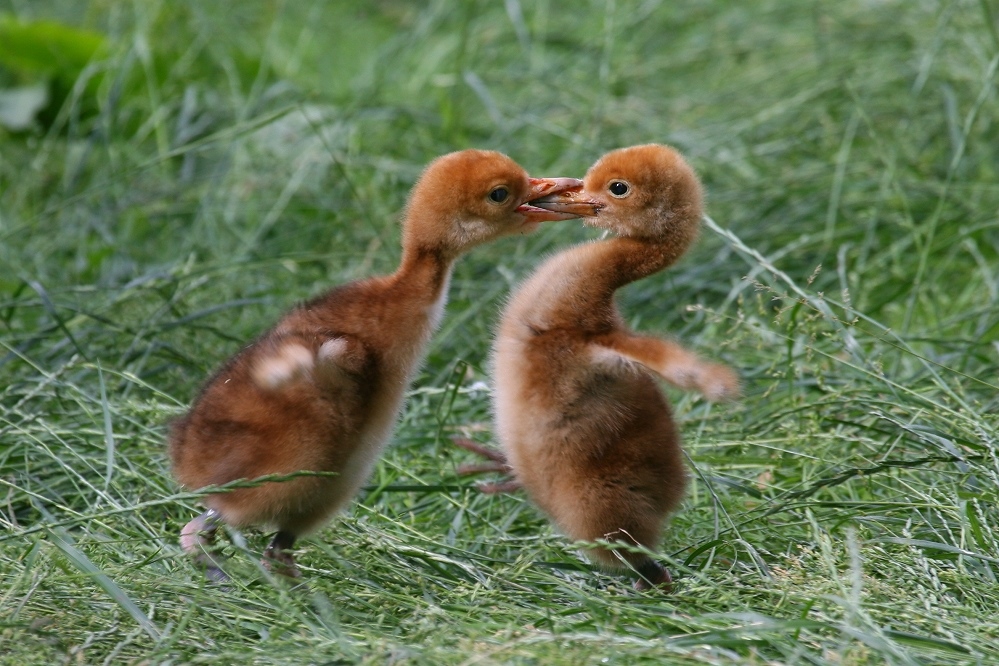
[1,0,998,663]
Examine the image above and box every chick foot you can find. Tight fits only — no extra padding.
[262,531,302,579]
[180,509,229,583]
[452,438,521,493]
[633,558,673,593]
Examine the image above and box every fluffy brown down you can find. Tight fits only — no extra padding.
[170,149,581,577]
[490,144,739,590]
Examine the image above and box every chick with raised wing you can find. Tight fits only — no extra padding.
[464,144,739,590]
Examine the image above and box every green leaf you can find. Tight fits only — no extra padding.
[0,15,107,85]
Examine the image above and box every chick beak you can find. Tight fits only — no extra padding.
[516,177,590,222]
[528,186,603,218]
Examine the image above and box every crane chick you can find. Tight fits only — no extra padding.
[169,150,583,580]
[467,144,739,590]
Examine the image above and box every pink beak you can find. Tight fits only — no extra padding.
[527,185,603,218]
[516,177,593,222]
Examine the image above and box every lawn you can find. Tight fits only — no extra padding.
[1,1,998,664]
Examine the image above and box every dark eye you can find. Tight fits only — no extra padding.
[609,181,630,197]
[489,187,509,203]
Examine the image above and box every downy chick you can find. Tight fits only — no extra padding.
[468,144,739,590]
[170,149,583,579]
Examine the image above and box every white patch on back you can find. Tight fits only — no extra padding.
[318,338,348,363]
[252,343,314,389]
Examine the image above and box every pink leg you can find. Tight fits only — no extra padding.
[456,461,510,475]
[453,437,508,464]
[452,438,522,493]
[476,479,524,494]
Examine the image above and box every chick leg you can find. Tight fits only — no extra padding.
[454,437,508,470]
[180,509,229,583]
[452,438,521,493]
[263,530,301,578]
[633,558,673,593]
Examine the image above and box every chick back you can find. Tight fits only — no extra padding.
[169,274,439,534]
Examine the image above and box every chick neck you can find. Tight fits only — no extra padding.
[513,231,695,334]
[390,242,454,306]
[592,233,689,291]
